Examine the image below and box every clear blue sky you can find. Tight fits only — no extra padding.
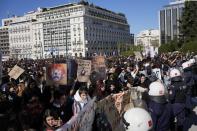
[0,0,170,35]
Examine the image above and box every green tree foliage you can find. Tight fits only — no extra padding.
[180,40,197,53]
[119,44,143,56]
[159,40,178,53]
[179,1,197,42]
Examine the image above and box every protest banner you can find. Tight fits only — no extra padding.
[97,95,123,131]
[46,64,67,85]
[0,52,2,84]
[96,90,134,131]
[92,56,106,80]
[152,68,162,80]
[8,65,25,80]
[78,98,96,131]
[56,98,96,131]
[77,59,91,82]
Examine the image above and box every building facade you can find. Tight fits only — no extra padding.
[135,29,159,47]
[0,27,10,60]
[159,0,186,44]
[1,1,131,59]
[135,29,159,56]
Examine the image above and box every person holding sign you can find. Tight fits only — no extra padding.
[72,86,91,115]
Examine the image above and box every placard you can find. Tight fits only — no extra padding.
[77,59,91,82]
[8,65,25,80]
[92,56,106,80]
[152,68,162,80]
[134,51,143,61]
[46,64,67,85]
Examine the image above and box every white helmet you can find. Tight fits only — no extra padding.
[170,69,181,78]
[148,81,165,96]
[189,59,195,65]
[182,61,191,69]
[123,108,153,131]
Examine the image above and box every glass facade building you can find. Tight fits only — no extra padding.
[159,0,184,44]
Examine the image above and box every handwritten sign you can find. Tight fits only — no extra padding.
[152,68,162,80]
[77,59,91,82]
[8,65,25,80]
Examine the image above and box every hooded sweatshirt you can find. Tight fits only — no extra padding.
[72,90,91,115]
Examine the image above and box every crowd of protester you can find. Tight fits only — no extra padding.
[0,52,197,131]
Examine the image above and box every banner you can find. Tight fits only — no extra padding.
[96,90,134,131]
[152,68,162,80]
[77,59,91,82]
[46,64,67,85]
[0,52,2,84]
[56,98,96,131]
[8,65,25,80]
[92,56,106,80]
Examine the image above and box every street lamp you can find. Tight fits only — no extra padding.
[48,30,55,62]
[65,29,68,59]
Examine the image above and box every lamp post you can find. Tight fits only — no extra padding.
[65,29,68,59]
[48,30,55,62]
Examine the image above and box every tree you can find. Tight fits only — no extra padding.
[159,40,178,53]
[179,1,197,43]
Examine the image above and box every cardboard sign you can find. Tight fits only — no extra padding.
[8,65,25,80]
[77,59,91,82]
[92,56,106,80]
[134,51,143,61]
[152,68,162,80]
[46,64,67,85]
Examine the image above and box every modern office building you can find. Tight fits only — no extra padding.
[0,27,10,60]
[1,1,131,59]
[159,0,185,44]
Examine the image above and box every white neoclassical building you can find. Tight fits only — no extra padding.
[135,29,159,56]
[2,1,131,59]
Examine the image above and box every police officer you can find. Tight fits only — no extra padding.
[148,81,173,131]
[182,61,197,109]
[123,107,153,131]
[168,68,187,131]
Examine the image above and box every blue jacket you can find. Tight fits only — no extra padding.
[148,100,173,131]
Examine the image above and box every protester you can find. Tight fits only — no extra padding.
[42,109,62,131]
[72,86,91,115]
[0,52,196,131]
